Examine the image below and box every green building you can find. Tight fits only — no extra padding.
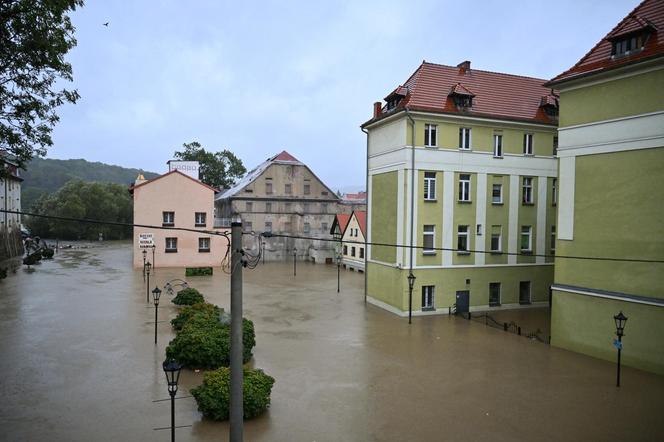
[546,0,664,374]
[361,61,559,317]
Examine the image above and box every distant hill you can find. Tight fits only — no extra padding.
[21,158,158,210]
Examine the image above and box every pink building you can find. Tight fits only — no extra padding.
[130,170,229,269]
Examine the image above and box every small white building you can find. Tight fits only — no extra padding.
[1,154,23,260]
[331,210,366,272]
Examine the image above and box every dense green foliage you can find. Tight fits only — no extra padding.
[0,0,83,174]
[41,247,54,259]
[174,141,246,189]
[165,315,255,369]
[171,302,221,331]
[191,367,275,421]
[21,158,157,210]
[25,180,132,240]
[172,288,205,306]
[186,267,213,277]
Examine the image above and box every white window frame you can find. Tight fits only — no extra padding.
[165,237,178,252]
[194,212,206,226]
[265,221,272,233]
[522,177,534,204]
[490,226,502,253]
[458,174,471,202]
[163,211,175,226]
[424,124,437,147]
[424,172,436,201]
[457,225,469,253]
[422,285,435,310]
[493,134,503,158]
[520,225,532,252]
[423,225,436,254]
[303,222,310,233]
[198,237,210,252]
[523,133,533,155]
[492,183,503,204]
[459,127,472,150]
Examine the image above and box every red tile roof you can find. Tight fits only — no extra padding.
[272,150,300,163]
[548,0,664,85]
[364,61,557,127]
[353,211,366,237]
[449,83,475,97]
[335,213,351,234]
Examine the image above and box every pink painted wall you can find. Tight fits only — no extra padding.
[132,171,229,268]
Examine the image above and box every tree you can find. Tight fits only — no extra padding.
[0,0,83,175]
[174,141,246,189]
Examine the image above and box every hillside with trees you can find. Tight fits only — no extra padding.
[21,158,157,210]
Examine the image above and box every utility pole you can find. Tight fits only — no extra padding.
[230,220,244,442]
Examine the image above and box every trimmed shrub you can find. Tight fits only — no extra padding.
[165,317,256,369]
[171,302,221,331]
[41,247,55,259]
[186,267,213,276]
[191,367,275,421]
[172,288,205,305]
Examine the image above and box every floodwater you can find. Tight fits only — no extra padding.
[1,241,663,442]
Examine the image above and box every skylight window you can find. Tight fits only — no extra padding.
[611,32,648,57]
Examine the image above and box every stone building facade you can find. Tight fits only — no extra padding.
[1,155,24,261]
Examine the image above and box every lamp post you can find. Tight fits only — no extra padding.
[614,311,628,387]
[336,251,341,293]
[262,240,266,265]
[145,262,152,303]
[152,286,162,345]
[162,358,182,442]
[152,244,156,270]
[407,272,416,325]
[293,247,297,277]
[142,249,147,280]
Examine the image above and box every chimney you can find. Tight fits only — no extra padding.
[457,60,471,74]
[373,102,382,118]
[134,173,147,185]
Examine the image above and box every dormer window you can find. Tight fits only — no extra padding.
[449,83,475,110]
[611,32,648,57]
[386,97,402,110]
[384,86,408,111]
[540,92,559,118]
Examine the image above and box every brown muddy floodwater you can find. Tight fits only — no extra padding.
[0,241,663,441]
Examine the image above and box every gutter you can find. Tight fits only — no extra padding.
[361,126,369,304]
[405,109,416,318]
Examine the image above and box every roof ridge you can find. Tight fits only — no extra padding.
[421,61,549,82]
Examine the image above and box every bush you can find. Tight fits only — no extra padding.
[171,302,221,331]
[41,247,55,259]
[191,367,275,421]
[165,317,256,369]
[172,288,205,305]
[186,267,213,276]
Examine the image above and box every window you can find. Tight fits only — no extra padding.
[246,202,253,212]
[489,282,501,307]
[424,124,437,147]
[553,136,558,156]
[165,237,177,253]
[303,202,310,212]
[476,224,482,236]
[343,245,348,255]
[321,222,328,232]
[493,134,503,158]
[457,225,469,253]
[321,191,329,196]
[520,226,532,252]
[321,203,328,213]
[285,183,292,194]
[519,281,531,305]
[424,172,436,201]
[304,222,310,233]
[265,202,272,212]
[458,174,471,202]
[490,225,502,253]
[423,225,435,254]
[359,248,364,258]
[245,221,253,232]
[198,237,210,253]
[552,178,557,206]
[523,133,533,155]
[194,212,206,227]
[265,179,273,194]
[285,202,292,212]
[459,127,471,150]
[162,211,175,226]
[351,246,356,257]
[422,286,435,310]
[304,181,311,195]
[522,177,533,204]
[492,183,503,204]
[550,225,556,252]
[611,33,647,57]
[265,221,272,233]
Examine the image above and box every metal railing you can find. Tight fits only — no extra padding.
[466,312,550,344]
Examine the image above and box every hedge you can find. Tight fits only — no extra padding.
[172,288,205,305]
[191,367,275,421]
[171,302,221,331]
[186,267,213,276]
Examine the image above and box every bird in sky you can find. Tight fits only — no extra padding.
[103,22,109,26]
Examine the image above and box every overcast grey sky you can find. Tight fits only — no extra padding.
[50,0,640,191]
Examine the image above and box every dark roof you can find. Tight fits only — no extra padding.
[364,61,557,127]
[548,0,664,85]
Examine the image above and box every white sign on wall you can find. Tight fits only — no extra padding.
[139,233,154,248]
[168,160,200,180]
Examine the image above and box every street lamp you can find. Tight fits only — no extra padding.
[145,261,152,303]
[614,311,628,387]
[142,249,147,280]
[152,244,156,270]
[152,287,162,345]
[407,272,416,324]
[336,251,341,293]
[293,247,297,277]
[262,240,266,265]
[162,358,182,442]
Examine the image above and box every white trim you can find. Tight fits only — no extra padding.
[558,157,575,240]
[442,172,454,266]
[367,174,373,260]
[405,169,412,268]
[366,296,410,317]
[470,301,548,313]
[422,224,436,253]
[552,285,664,307]
[367,259,554,269]
[536,176,547,264]
[553,61,664,92]
[508,175,519,264]
[475,173,487,266]
[408,110,557,130]
[366,295,548,317]
[396,169,404,266]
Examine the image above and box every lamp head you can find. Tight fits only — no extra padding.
[152,287,162,305]
[407,272,416,290]
[614,311,628,336]
[162,358,182,395]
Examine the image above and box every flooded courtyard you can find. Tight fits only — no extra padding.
[1,242,663,441]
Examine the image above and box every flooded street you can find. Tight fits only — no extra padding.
[1,242,663,441]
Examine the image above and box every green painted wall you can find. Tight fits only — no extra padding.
[554,148,664,297]
[559,68,664,127]
[453,172,476,265]
[551,291,664,375]
[370,172,398,263]
[416,170,443,266]
[367,262,405,310]
[485,174,509,265]
[546,177,557,263]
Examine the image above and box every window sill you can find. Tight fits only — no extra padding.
[424,199,437,203]
[162,223,174,227]
[424,145,438,149]
[489,303,501,308]
[422,251,437,256]
[493,156,503,159]
[458,148,471,152]
[522,202,535,206]
[520,250,532,255]
[491,202,504,206]
[523,153,534,157]
[195,224,206,227]
[165,249,178,253]
[199,249,210,253]
[519,301,532,305]
[457,251,471,256]
[490,251,502,255]
[421,307,435,312]
[457,200,472,204]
